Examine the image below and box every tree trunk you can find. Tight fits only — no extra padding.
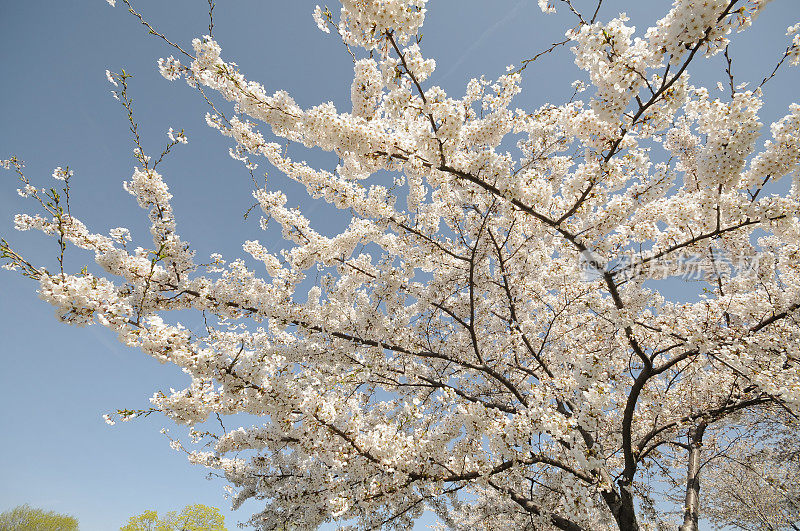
[678,423,707,531]
[601,482,640,531]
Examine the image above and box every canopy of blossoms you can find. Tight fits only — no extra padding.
[3,0,800,529]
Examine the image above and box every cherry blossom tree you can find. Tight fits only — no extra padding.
[3,0,800,529]
[702,410,800,530]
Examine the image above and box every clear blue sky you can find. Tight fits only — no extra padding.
[1,1,798,529]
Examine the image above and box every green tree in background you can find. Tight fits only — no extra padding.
[120,504,226,531]
[0,504,79,531]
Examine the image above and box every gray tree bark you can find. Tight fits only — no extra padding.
[678,423,707,531]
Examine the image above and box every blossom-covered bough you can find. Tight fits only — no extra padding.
[3,0,800,529]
